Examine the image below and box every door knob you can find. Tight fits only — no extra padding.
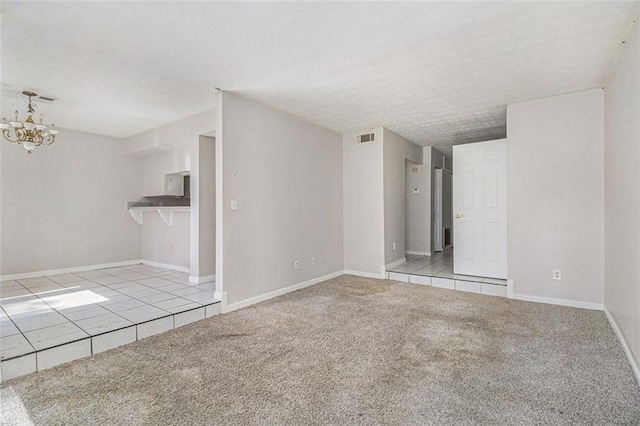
[455,213,462,218]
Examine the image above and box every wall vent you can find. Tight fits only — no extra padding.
[356,132,375,144]
[38,96,56,103]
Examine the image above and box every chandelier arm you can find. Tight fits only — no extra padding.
[42,135,56,145]
[2,129,18,143]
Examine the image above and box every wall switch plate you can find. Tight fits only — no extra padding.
[294,260,300,270]
[230,200,238,211]
[392,242,396,250]
[311,257,316,265]
[553,269,561,280]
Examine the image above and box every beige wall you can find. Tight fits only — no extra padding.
[217,92,343,306]
[343,128,385,276]
[0,129,142,275]
[191,135,215,279]
[507,89,605,305]
[604,20,640,372]
[141,210,190,269]
[383,128,423,265]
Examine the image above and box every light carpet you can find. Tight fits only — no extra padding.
[1,275,639,425]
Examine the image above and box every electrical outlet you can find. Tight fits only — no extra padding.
[392,242,396,250]
[553,269,561,280]
[311,257,316,265]
[294,260,300,270]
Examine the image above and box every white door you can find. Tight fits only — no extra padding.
[433,169,443,252]
[453,139,507,279]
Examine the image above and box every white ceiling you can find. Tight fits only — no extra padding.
[2,1,638,149]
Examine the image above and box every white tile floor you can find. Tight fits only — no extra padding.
[388,250,507,285]
[387,250,507,297]
[0,264,220,373]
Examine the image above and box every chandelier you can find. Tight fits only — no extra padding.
[1,91,59,154]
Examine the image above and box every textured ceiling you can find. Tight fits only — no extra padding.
[2,1,638,148]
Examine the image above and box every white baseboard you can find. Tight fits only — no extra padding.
[406,250,431,256]
[214,291,227,311]
[141,259,190,274]
[604,306,640,386]
[188,274,215,284]
[0,260,141,281]
[343,269,386,279]
[506,279,602,310]
[509,292,603,311]
[385,258,407,270]
[226,270,343,313]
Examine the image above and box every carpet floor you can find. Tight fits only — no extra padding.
[1,275,639,425]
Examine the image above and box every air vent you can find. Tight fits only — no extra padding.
[356,132,375,144]
[38,96,56,103]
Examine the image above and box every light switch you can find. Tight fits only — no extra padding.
[230,200,238,211]
[412,188,420,194]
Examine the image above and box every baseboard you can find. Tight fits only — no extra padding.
[385,258,407,270]
[225,270,343,313]
[343,269,386,279]
[406,250,431,256]
[509,292,603,311]
[0,260,142,281]
[188,274,215,284]
[604,306,640,386]
[507,279,515,298]
[214,291,227,312]
[141,259,190,274]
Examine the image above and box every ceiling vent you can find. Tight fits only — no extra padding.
[356,132,375,144]
[37,96,56,103]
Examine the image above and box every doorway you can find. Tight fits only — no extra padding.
[431,149,453,253]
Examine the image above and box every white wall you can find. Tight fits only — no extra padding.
[507,89,605,305]
[141,210,190,269]
[343,128,385,276]
[383,128,423,265]
[0,129,142,275]
[604,19,640,373]
[217,92,343,306]
[125,109,214,156]
[405,160,430,255]
[141,149,189,196]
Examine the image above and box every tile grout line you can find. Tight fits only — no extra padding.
[1,265,217,363]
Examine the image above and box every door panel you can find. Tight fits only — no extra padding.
[453,139,507,279]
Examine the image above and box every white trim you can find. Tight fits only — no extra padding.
[385,258,406,269]
[343,269,386,279]
[140,259,190,274]
[507,279,515,298]
[0,260,141,281]
[214,291,228,312]
[225,271,343,312]
[604,306,640,386]
[405,250,431,256]
[509,292,603,311]
[188,274,215,284]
